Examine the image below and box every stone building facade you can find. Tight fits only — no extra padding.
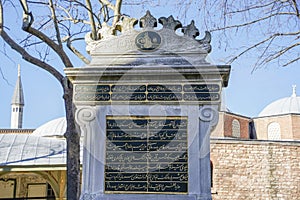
[210,139,300,200]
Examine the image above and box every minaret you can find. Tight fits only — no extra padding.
[292,85,297,97]
[10,64,24,129]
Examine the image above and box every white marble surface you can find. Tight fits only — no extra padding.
[76,105,218,200]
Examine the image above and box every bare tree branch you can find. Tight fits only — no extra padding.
[99,0,115,10]
[263,42,300,63]
[210,12,297,32]
[113,0,122,26]
[57,4,91,25]
[0,30,64,84]
[19,0,74,68]
[49,0,62,47]
[283,56,300,66]
[19,18,52,45]
[61,0,102,28]
[228,31,300,64]
[292,0,299,17]
[65,36,90,64]
[226,1,274,15]
[0,66,11,86]
[85,0,98,40]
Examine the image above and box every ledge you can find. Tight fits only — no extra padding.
[210,137,300,146]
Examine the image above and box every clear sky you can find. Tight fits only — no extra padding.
[0,2,299,129]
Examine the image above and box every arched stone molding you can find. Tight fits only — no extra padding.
[0,171,62,199]
[35,171,61,199]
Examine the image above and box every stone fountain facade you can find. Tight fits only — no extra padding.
[65,11,230,200]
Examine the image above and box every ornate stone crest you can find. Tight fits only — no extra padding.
[135,31,161,51]
[85,10,212,62]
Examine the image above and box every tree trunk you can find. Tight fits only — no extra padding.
[63,79,81,200]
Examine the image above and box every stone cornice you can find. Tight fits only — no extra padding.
[0,129,35,134]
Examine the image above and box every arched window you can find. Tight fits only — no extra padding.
[232,119,240,138]
[267,122,281,140]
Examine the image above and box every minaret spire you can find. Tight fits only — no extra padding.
[10,64,25,129]
[292,85,297,97]
[18,64,21,77]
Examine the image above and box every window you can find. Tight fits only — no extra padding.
[232,119,241,138]
[267,122,281,140]
[47,183,55,200]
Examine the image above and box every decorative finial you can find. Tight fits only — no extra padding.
[18,64,21,77]
[158,15,182,30]
[140,10,157,28]
[182,20,199,38]
[292,85,297,97]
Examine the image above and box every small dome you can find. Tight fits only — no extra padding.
[259,86,300,117]
[32,117,66,138]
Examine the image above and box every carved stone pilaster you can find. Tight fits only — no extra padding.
[76,107,96,126]
[199,105,219,128]
[197,105,219,200]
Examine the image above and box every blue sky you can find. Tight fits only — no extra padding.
[0,2,299,129]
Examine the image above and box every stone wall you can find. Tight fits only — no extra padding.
[254,115,294,140]
[291,115,300,140]
[210,138,300,200]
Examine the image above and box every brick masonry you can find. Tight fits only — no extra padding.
[210,138,300,200]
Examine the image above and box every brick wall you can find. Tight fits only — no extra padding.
[223,113,250,139]
[210,138,300,200]
[211,112,251,139]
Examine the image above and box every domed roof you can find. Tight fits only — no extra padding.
[32,117,66,138]
[259,86,300,117]
[0,134,66,166]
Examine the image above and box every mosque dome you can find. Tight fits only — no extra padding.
[258,86,300,117]
[32,117,66,138]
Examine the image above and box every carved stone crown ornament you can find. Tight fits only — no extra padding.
[85,11,212,66]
